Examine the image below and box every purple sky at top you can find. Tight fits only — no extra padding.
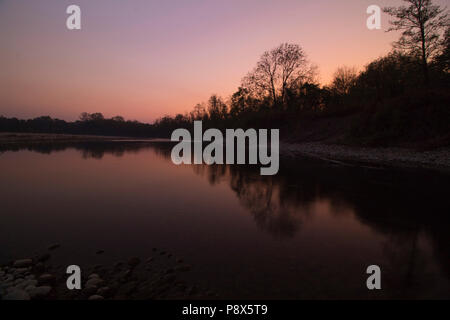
[0,0,448,122]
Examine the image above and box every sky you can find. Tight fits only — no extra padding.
[0,0,448,123]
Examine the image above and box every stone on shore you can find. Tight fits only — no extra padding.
[86,277,104,288]
[83,286,98,296]
[48,244,60,251]
[128,257,140,268]
[17,279,38,290]
[13,259,33,268]
[97,286,112,297]
[29,286,52,298]
[3,288,31,300]
[38,273,55,285]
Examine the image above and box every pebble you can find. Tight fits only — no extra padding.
[4,274,14,283]
[83,286,98,296]
[38,273,55,284]
[97,286,112,297]
[34,262,45,273]
[29,286,52,298]
[24,284,37,293]
[3,288,31,300]
[48,244,60,251]
[20,279,38,289]
[128,257,140,268]
[14,268,29,275]
[86,277,104,288]
[13,259,33,268]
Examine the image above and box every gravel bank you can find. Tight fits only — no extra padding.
[281,142,450,170]
[0,247,216,300]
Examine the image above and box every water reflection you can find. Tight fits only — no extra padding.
[1,141,449,298]
[181,145,450,292]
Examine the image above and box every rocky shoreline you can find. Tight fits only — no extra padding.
[0,246,216,300]
[281,142,450,171]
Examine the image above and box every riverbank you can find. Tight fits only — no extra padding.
[282,142,450,171]
[0,246,214,300]
[0,132,127,145]
[2,132,450,171]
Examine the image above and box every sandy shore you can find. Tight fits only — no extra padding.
[281,142,450,170]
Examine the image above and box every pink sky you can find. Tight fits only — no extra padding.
[0,0,447,123]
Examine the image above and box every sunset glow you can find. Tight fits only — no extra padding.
[0,0,447,122]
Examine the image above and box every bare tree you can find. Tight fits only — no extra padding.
[384,0,448,84]
[207,94,227,121]
[331,66,358,96]
[190,103,207,121]
[436,26,450,72]
[243,43,315,106]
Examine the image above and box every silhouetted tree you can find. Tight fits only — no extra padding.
[189,103,208,121]
[331,66,358,96]
[384,0,449,84]
[112,116,125,122]
[434,26,450,73]
[243,43,315,107]
[207,94,227,122]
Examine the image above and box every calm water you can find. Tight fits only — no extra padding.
[1,142,449,299]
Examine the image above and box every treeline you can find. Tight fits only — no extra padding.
[151,1,450,146]
[0,113,154,137]
[152,49,449,145]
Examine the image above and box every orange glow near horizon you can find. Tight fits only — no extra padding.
[0,0,447,123]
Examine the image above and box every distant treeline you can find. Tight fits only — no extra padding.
[0,113,154,137]
[1,1,449,146]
